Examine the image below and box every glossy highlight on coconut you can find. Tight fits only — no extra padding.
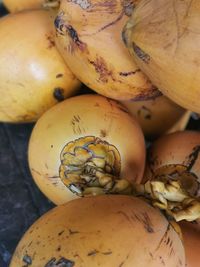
[9,195,185,267]
[0,9,80,123]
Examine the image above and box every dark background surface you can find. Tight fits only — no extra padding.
[0,3,200,267]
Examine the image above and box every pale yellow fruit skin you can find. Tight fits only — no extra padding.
[54,0,160,101]
[121,95,190,140]
[123,0,200,113]
[9,195,185,267]
[3,0,44,12]
[28,94,145,205]
[0,9,80,123]
[145,131,200,182]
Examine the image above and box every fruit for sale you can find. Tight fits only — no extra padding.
[0,9,80,123]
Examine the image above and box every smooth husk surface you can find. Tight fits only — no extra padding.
[9,195,185,267]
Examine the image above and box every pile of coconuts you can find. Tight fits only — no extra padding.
[0,0,200,266]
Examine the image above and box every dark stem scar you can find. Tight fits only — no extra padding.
[53,88,65,102]
[132,42,150,64]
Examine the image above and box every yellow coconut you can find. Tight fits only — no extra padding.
[121,95,191,140]
[3,0,44,12]
[123,0,200,113]
[9,195,185,267]
[28,94,146,205]
[0,9,80,123]
[2,0,59,12]
[54,0,160,101]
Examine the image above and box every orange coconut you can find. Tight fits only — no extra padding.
[9,195,185,267]
[3,0,44,12]
[28,94,146,204]
[54,0,160,101]
[0,9,80,122]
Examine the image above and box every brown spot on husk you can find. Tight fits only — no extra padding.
[46,34,55,49]
[131,86,162,101]
[58,230,64,236]
[100,129,107,137]
[119,69,141,76]
[87,250,99,256]
[44,257,75,267]
[89,57,113,83]
[56,73,63,78]
[53,88,65,102]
